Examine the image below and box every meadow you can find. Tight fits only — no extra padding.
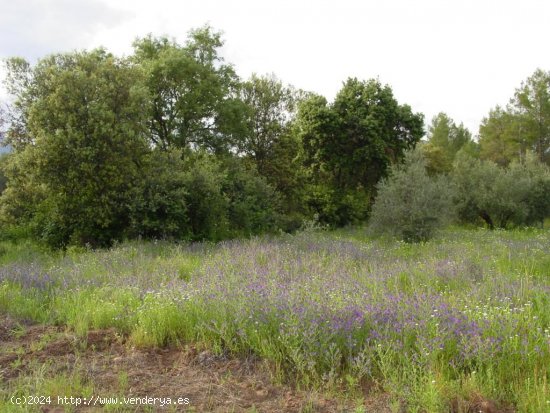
[0,227,549,412]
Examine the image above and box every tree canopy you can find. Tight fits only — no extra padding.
[298,78,424,192]
[0,27,548,247]
[132,27,245,153]
[421,112,477,174]
[479,69,550,166]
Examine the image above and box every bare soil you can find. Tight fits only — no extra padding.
[0,316,391,412]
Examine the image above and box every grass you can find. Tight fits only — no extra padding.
[0,227,549,412]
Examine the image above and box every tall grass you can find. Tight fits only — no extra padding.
[0,229,549,411]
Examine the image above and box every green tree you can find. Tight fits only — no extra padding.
[450,154,548,229]
[0,154,8,195]
[1,50,149,247]
[478,106,522,166]
[513,69,550,164]
[0,109,9,193]
[369,149,455,242]
[298,78,424,192]
[479,69,550,166]
[181,153,229,241]
[423,113,476,173]
[238,74,307,225]
[132,27,245,153]
[222,157,282,236]
[520,153,550,227]
[2,58,34,150]
[296,79,423,225]
[128,149,190,240]
[238,74,296,174]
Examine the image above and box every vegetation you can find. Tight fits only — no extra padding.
[452,153,550,229]
[420,112,478,175]
[0,24,549,411]
[479,69,550,166]
[0,228,549,411]
[369,150,455,242]
[1,27,549,246]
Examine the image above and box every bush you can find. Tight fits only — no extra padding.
[182,153,230,241]
[452,153,550,229]
[305,184,370,228]
[369,150,455,242]
[222,158,282,236]
[522,155,550,227]
[128,149,190,240]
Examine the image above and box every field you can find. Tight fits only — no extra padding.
[0,228,549,412]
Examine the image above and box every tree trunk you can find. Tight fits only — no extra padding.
[479,211,494,230]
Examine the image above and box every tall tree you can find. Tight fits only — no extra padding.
[295,79,423,226]
[0,154,8,195]
[298,78,424,192]
[478,106,523,166]
[236,74,307,221]
[513,68,550,164]
[2,57,34,150]
[238,73,296,174]
[1,50,150,247]
[132,27,245,153]
[423,112,476,173]
[479,69,550,166]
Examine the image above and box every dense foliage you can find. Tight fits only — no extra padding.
[420,112,478,175]
[369,150,455,242]
[452,153,550,229]
[296,79,424,225]
[479,69,550,166]
[0,26,549,247]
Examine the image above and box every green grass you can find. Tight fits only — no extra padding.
[0,227,549,412]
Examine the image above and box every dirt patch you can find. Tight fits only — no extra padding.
[450,394,515,413]
[0,315,389,412]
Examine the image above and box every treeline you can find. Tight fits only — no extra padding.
[0,26,548,247]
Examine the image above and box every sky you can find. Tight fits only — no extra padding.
[1,0,550,137]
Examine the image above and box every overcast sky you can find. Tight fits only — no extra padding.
[1,0,550,136]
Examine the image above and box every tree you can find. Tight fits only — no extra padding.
[451,154,550,229]
[513,69,550,164]
[180,153,229,241]
[295,78,423,225]
[369,149,455,242]
[0,154,8,195]
[132,27,245,153]
[128,149,190,240]
[222,157,282,236]
[520,153,550,227]
[479,69,550,166]
[298,78,424,192]
[238,74,296,174]
[1,50,150,247]
[422,113,476,173]
[2,58,34,151]
[479,106,523,166]
[237,74,307,225]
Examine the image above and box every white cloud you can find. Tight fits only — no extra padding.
[1,0,550,134]
[0,0,129,60]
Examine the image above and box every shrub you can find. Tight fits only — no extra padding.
[128,149,190,240]
[369,149,455,242]
[222,158,282,236]
[522,155,550,227]
[182,153,230,241]
[305,184,370,228]
[452,152,550,229]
